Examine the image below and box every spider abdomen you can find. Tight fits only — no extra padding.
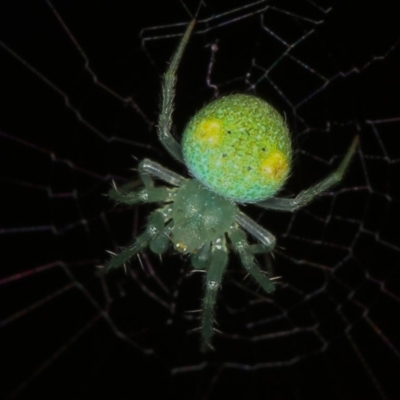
[182,94,292,203]
[172,180,237,253]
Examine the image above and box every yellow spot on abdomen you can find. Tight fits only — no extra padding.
[194,119,224,147]
[260,150,289,182]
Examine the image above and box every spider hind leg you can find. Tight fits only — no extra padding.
[258,135,359,212]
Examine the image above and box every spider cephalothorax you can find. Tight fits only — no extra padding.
[106,20,358,350]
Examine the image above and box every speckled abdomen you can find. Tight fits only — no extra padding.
[182,94,292,202]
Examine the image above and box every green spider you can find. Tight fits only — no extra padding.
[106,20,358,349]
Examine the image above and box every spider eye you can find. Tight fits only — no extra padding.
[175,242,189,254]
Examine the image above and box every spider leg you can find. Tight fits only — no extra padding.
[228,226,275,294]
[158,20,196,163]
[191,241,211,270]
[248,244,272,254]
[149,220,173,255]
[108,159,186,205]
[257,135,359,212]
[109,184,173,205]
[139,159,186,187]
[106,209,170,270]
[235,211,276,251]
[201,237,228,350]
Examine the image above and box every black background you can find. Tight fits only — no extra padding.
[1,1,399,399]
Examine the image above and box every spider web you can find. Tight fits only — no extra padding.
[1,1,399,399]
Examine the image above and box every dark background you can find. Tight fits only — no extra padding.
[1,1,399,399]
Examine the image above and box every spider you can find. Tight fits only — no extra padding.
[106,20,358,350]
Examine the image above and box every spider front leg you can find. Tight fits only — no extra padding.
[106,207,171,270]
[196,237,228,351]
[229,225,275,294]
[258,136,359,212]
[235,211,276,250]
